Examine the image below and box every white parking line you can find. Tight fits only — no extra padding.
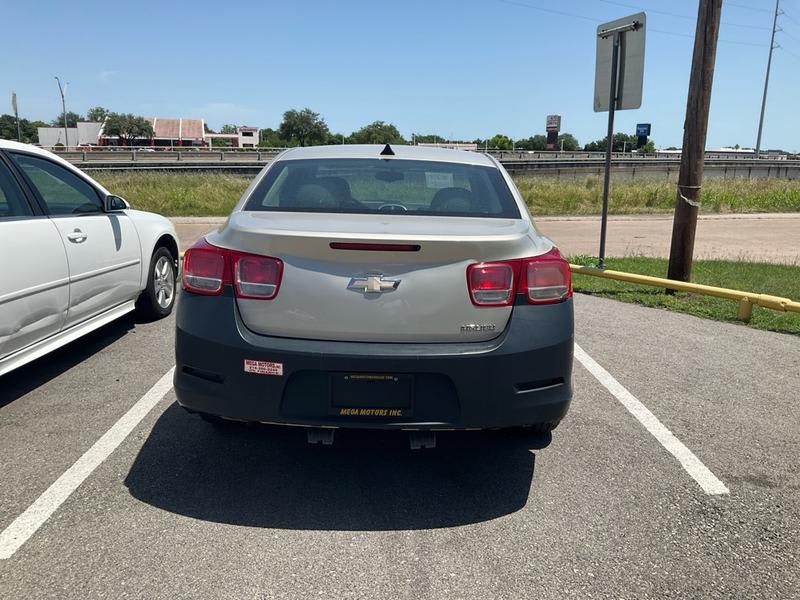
[0,367,175,560]
[574,343,729,496]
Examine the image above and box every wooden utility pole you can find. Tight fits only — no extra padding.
[666,0,723,282]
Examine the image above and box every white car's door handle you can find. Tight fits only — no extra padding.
[66,229,87,243]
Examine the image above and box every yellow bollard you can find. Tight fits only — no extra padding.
[737,298,754,323]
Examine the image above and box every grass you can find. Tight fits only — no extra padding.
[570,256,800,336]
[516,176,800,215]
[92,171,800,217]
[94,171,250,216]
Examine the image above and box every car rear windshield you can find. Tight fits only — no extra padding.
[244,158,521,218]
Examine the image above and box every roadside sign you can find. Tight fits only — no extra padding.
[636,123,651,136]
[594,11,647,269]
[546,114,561,132]
[11,92,17,114]
[594,12,646,112]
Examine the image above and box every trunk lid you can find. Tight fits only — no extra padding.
[208,211,547,343]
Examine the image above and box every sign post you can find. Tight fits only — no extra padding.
[594,12,646,267]
[11,92,20,142]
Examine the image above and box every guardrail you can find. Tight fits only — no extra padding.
[569,264,800,322]
[54,151,800,179]
[42,146,795,161]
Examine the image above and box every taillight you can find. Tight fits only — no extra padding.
[183,240,227,295]
[466,247,571,307]
[234,255,282,299]
[182,238,283,300]
[522,248,572,304]
[467,263,515,306]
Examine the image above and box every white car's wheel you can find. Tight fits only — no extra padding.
[136,247,177,319]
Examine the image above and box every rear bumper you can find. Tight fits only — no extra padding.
[174,289,574,430]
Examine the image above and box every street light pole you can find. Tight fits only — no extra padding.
[55,77,69,148]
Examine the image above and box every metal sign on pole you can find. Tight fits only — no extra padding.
[593,12,646,268]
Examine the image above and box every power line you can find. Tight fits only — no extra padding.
[496,0,600,23]
[496,0,767,47]
[781,8,800,26]
[598,0,770,30]
[779,45,800,60]
[726,1,772,13]
[778,26,800,44]
[649,27,765,47]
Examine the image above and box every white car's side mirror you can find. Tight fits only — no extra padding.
[104,195,130,212]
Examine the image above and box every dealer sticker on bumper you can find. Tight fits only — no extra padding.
[244,359,283,376]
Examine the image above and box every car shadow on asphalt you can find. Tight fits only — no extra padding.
[124,402,549,530]
[0,315,136,409]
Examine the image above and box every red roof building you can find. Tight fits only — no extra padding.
[99,117,206,147]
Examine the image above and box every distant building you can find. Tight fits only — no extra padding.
[237,126,259,148]
[205,126,261,148]
[37,121,103,147]
[415,142,478,151]
[98,117,206,147]
[655,147,786,160]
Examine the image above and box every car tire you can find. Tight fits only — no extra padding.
[136,246,177,320]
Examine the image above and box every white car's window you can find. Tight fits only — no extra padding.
[0,160,32,218]
[247,158,521,218]
[10,153,103,215]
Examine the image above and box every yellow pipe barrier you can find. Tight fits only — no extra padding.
[569,264,800,323]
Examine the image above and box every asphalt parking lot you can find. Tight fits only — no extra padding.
[1,294,798,599]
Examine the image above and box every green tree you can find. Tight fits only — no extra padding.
[86,106,110,122]
[515,135,547,151]
[348,121,406,145]
[584,133,641,152]
[411,133,441,144]
[327,132,348,145]
[0,114,44,143]
[557,133,580,151]
[220,124,238,134]
[258,127,285,147]
[278,108,329,146]
[640,140,656,154]
[102,113,154,146]
[488,134,513,150]
[51,111,82,127]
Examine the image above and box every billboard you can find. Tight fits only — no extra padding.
[636,123,651,137]
[546,114,561,133]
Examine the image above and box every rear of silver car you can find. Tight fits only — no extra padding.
[174,146,573,441]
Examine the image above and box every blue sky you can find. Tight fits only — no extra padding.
[2,0,798,150]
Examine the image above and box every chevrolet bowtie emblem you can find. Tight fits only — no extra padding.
[347,274,401,294]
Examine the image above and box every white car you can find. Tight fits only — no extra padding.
[0,140,179,377]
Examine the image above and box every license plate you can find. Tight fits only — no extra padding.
[329,373,414,417]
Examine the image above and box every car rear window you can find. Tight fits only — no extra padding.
[244,158,521,218]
